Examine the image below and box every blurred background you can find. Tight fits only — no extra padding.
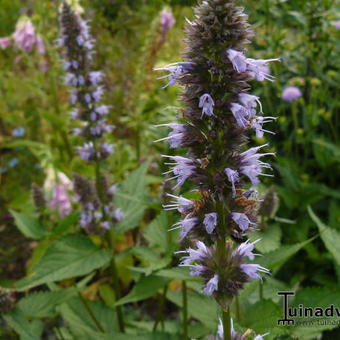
[0,0,339,339]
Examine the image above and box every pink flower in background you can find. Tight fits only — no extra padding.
[0,37,11,49]
[49,184,72,217]
[282,86,302,102]
[36,36,45,55]
[13,18,37,52]
[334,20,340,30]
[160,9,175,33]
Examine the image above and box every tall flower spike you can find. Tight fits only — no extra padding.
[157,0,277,336]
[59,2,122,233]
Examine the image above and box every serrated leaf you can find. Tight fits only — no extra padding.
[144,212,169,249]
[257,236,316,273]
[241,299,282,334]
[17,287,78,318]
[3,309,44,340]
[290,288,340,336]
[115,275,169,306]
[156,267,199,281]
[308,206,340,266]
[10,210,45,240]
[52,211,79,237]
[166,290,218,328]
[249,224,282,253]
[115,163,149,233]
[132,246,172,273]
[59,296,118,335]
[16,234,111,290]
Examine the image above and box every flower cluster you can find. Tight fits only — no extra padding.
[59,2,122,233]
[0,17,45,54]
[157,0,278,317]
[59,2,114,162]
[159,9,175,34]
[73,174,123,233]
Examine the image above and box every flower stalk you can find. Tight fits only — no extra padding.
[156,0,278,338]
[58,1,125,332]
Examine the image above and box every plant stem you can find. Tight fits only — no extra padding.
[106,231,125,333]
[152,284,168,332]
[222,306,231,340]
[235,295,241,321]
[182,281,188,340]
[259,281,264,300]
[54,327,66,340]
[79,293,105,333]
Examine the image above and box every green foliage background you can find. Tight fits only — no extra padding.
[0,0,339,339]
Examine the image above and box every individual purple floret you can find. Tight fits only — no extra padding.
[163,194,193,213]
[203,213,218,234]
[162,155,197,188]
[155,62,195,88]
[199,93,215,117]
[203,274,219,295]
[240,263,270,280]
[231,212,256,231]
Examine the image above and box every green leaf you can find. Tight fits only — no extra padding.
[241,299,282,334]
[59,296,118,335]
[313,139,340,160]
[156,267,200,281]
[132,246,172,274]
[144,212,169,249]
[115,163,149,233]
[257,236,316,273]
[308,206,340,266]
[17,287,78,318]
[290,288,340,336]
[52,211,79,237]
[166,290,218,328]
[99,284,116,307]
[3,309,43,340]
[115,275,169,306]
[249,224,282,253]
[10,210,45,240]
[16,234,111,290]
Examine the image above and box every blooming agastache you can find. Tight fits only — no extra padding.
[59,2,122,233]
[157,0,278,337]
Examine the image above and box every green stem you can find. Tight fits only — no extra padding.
[222,307,231,340]
[235,295,241,321]
[182,281,188,340]
[79,293,105,333]
[106,232,125,333]
[152,284,168,332]
[259,281,264,301]
[54,327,66,340]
